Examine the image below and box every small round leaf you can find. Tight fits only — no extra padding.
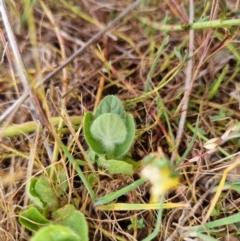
[90,113,127,152]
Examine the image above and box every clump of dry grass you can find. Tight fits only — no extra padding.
[1,0,240,240]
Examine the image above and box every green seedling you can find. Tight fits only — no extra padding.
[19,167,89,241]
[26,166,68,213]
[83,95,136,175]
[128,217,145,230]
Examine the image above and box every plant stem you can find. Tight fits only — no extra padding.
[106,151,114,160]
[140,18,240,31]
[0,116,81,137]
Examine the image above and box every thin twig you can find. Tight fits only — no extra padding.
[171,0,195,162]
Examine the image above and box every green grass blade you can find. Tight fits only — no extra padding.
[157,96,175,153]
[144,35,169,92]
[177,115,199,166]
[94,178,146,206]
[141,196,164,241]
[58,139,96,201]
[192,212,240,233]
[194,232,218,241]
[208,64,229,100]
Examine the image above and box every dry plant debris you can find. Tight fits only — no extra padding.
[0,0,240,240]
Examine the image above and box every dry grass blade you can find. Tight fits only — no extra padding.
[203,155,240,223]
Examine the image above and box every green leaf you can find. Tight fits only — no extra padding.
[83,112,105,155]
[211,182,240,194]
[19,207,50,232]
[52,204,89,241]
[35,177,59,211]
[100,159,133,175]
[173,47,183,61]
[27,178,44,209]
[83,96,136,160]
[114,114,136,158]
[231,183,240,193]
[94,95,125,120]
[86,148,98,163]
[128,217,145,230]
[31,225,81,241]
[194,232,219,241]
[121,156,141,170]
[87,173,98,186]
[90,113,127,152]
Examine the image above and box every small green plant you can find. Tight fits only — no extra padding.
[128,217,145,230]
[19,166,89,241]
[83,95,136,175]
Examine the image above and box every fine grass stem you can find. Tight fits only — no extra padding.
[177,115,199,166]
[57,139,96,202]
[140,18,240,31]
[94,178,147,206]
[141,195,164,241]
[208,64,229,100]
[144,35,169,92]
